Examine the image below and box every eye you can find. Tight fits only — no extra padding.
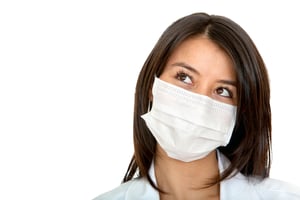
[176,71,193,85]
[216,87,232,98]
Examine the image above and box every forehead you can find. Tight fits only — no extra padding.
[165,36,236,79]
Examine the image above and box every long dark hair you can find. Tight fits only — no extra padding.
[123,12,271,189]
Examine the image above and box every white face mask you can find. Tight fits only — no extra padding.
[141,77,237,162]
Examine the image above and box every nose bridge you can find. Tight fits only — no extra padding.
[194,80,211,97]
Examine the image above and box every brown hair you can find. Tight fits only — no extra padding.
[123,12,271,189]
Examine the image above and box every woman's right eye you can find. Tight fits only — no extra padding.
[176,72,193,85]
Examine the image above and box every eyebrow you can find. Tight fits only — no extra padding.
[171,62,200,75]
[171,62,237,87]
[217,80,237,87]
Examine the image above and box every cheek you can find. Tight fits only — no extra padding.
[158,72,174,84]
[212,95,236,105]
[228,96,238,106]
[148,88,153,101]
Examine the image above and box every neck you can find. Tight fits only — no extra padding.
[154,146,220,200]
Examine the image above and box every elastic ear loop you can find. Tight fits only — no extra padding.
[147,101,152,112]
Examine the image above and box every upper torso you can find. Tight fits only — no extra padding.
[93,152,300,200]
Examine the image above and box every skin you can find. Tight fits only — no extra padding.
[155,35,237,200]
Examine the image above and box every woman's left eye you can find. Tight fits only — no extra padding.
[216,87,232,98]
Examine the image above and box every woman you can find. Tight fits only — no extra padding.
[94,12,300,199]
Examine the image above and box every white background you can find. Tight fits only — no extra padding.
[1,0,299,199]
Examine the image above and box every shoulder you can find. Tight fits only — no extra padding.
[254,177,300,199]
[92,180,132,200]
[222,173,300,199]
[92,177,159,200]
[218,151,300,199]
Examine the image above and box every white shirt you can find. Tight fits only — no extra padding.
[93,152,300,199]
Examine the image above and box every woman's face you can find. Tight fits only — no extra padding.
[160,36,237,105]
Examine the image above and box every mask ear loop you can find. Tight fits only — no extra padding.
[147,101,152,112]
